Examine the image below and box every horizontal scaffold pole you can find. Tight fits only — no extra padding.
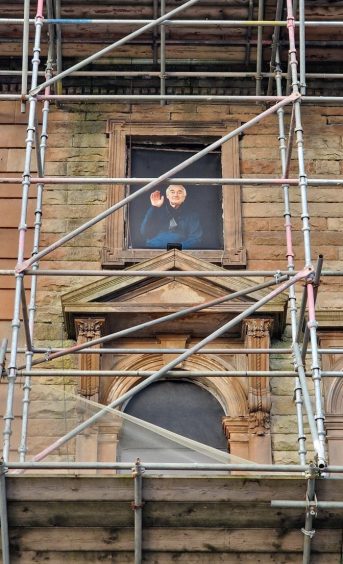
[5,462,307,471]
[3,71,343,79]
[8,347,343,355]
[1,18,343,27]
[17,370,343,377]
[272,500,343,509]
[5,461,343,473]
[1,269,342,277]
[3,94,343,103]
[2,177,343,186]
[3,94,343,104]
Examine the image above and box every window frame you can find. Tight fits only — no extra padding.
[103,118,246,267]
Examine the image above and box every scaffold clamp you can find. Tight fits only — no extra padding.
[301,527,316,538]
[305,492,318,518]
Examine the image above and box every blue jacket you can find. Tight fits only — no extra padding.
[140,204,203,249]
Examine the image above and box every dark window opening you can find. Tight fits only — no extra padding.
[125,142,224,251]
[117,380,228,465]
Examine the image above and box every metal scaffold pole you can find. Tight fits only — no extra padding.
[0,461,10,564]
[274,49,307,465]
[286,0,326,467]
[132,459,144,564]
[2,0,45,464]
[18,65,52,462]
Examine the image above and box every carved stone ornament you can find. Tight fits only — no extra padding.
[248,411,271,434]
[243,318,273,436]
[75,318,105,341]
[75,317,105,398]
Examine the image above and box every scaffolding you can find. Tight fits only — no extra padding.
[0,1,343,563]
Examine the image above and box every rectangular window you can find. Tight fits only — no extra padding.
[126,143,223,251]
[104,119,245,266]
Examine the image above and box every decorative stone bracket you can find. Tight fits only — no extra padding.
[75,317,105,399]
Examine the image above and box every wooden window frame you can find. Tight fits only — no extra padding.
[103,119,246,267]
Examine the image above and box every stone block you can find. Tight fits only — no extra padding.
[0,149,9,172]
[240,160,279,175]
[41,246,101,262]
[271,415,300,434]
[7,149,37,172]
[241,147,280,160]
[0,102,16,124]
[0,199,35,227]
[0,227,34,260]
[44,161,68,176]
[42,203,105,220]
[315,160,340,175]
[328,218,343,231]
[41,219,68,233]
[72,133,107,148]
[66,161,108,176]
[270,378,295,397]
[47,132,74,148]
[270,396,296,416]
[273,451,311,465]
[0,125,26,148]
[44,189,68,205]
[27,435,76,455]
[27,418,79,436]
[21,398,77,418]
[271,434,301,452]
[67,189,107,205]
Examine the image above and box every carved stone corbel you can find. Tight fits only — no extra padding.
[75,317,105,399]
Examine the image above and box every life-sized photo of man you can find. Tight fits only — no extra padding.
[140,184,203,249]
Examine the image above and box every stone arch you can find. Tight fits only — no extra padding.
[326,375,343,414]
[105,352,248,417]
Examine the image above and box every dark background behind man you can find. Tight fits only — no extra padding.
[126,145,224,250]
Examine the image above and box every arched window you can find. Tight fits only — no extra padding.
[117,380,227,465]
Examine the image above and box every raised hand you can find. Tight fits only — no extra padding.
[150,190,164,207]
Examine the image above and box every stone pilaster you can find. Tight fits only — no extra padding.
[222,416,249,460]
[242,318,273,463]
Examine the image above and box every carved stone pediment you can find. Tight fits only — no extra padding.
[61,250,288,339]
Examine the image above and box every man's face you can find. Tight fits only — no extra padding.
[166,186,186,208]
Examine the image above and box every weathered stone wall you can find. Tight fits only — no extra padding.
[1,101,342,465]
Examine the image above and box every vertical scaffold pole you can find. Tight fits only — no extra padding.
[0,461,10,564]
[299,0,306,95]
[19,64,52,462]
[256,0,264,95]
[132,459,144,564]
[2,0,44,463]
[275,50,306,465]
[21,0,31,113]
[160,0,166,106]
[285,0,326,466]
[302,464,318,564]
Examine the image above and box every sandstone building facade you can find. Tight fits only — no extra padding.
[0,1,343,562]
